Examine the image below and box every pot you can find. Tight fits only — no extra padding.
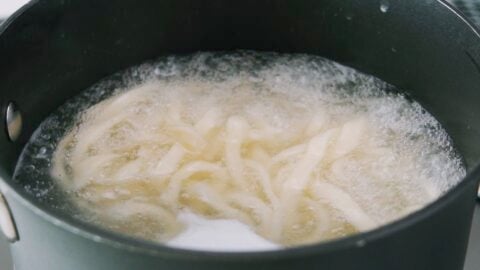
[1,0,480,269]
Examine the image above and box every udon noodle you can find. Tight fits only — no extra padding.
[48,52,465,247]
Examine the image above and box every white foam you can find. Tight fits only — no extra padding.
[167,212,280,251]
[0,0,30,18]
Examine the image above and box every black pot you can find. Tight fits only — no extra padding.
[1,0,480,269]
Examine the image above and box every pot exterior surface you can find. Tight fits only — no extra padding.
[5,181,479,270]
[1,0,480,269]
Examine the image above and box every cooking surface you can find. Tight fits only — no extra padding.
[0,1,479,269]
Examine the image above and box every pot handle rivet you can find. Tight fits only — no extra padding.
[0,192,18,242]
[5,102,22,142]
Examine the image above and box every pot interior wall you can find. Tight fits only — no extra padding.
[0,0,480,201]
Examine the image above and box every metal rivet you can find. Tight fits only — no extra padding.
[0,193,18,242]
[5,102,22,142]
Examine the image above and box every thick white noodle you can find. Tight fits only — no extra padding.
[162,161,228,204]
[331,117,366,160]
[155,144,186,176]
[225,116,249,189]
[312,181,376,231]
[284,129,336,191]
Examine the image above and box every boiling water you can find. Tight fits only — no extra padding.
[14,51,465,250]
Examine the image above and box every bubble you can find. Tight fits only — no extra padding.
[41,133,51,140]
[380,0,390,13]
[154,67,175,77]
[35,146,48,159]
[356,239,366,247]
[24,165,36,173]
